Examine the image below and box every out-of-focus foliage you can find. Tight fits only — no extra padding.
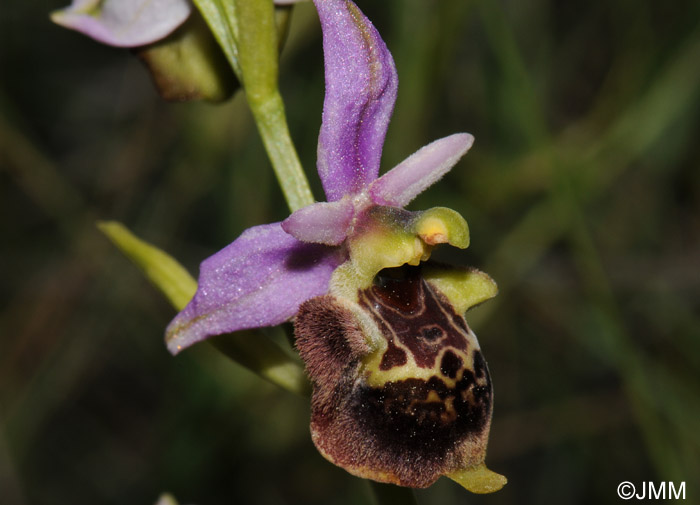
[1,1,699,504]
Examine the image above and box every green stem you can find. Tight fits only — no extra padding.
[234,0,314,212]
[248,91,315,212]
[193,0,314,212]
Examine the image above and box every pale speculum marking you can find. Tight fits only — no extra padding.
[359,266,476,378]
[356,265,492,438]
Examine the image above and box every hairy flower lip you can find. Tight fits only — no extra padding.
[296,263,500,489]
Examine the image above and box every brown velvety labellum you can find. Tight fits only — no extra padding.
[295,265,493,488]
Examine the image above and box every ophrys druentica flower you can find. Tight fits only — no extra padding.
[166,0,506,493]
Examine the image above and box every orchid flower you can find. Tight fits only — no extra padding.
[165,0,505,493]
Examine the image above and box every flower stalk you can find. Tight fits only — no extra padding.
[193,0,314,211]
[249,90,315,211]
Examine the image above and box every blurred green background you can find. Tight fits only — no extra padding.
[1,1,699,504]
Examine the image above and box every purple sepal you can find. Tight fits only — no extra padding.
[314,0,398,201]
[282,199,355,246]
[51,0,191,48]
[165,223,343,355]
[369,134,474,207]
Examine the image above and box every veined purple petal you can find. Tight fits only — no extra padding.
[165,223,343,355]
[314,0,398,201]
[369,134,474,207]
[51,0,191,48]
[282,199,355,246]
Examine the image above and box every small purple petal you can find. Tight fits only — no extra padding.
[282,199,355,246]
[51,0,191,48]
[369,133,474,207]
[314,0,398,201]
[165,223,343,355]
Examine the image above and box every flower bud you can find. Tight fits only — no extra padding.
[135,11,237,102]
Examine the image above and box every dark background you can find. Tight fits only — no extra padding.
[1,0,699,504]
